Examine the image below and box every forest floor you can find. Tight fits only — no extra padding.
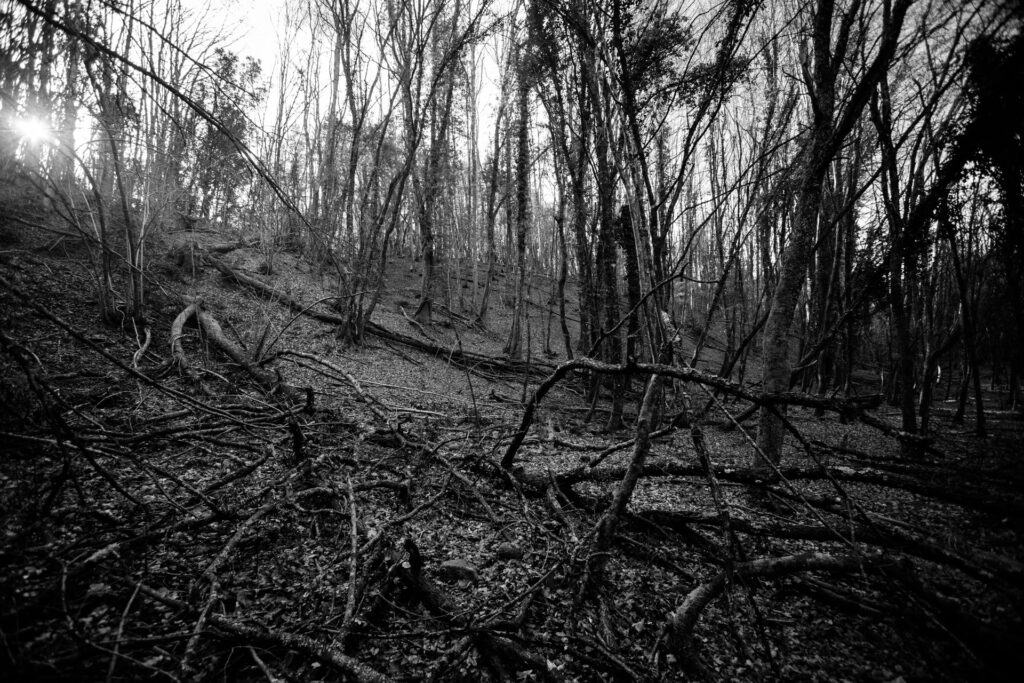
[2,190,1023,682]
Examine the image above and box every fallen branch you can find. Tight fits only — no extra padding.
[282,350,406,445]
[581,376,663,598]
[499,357,928,470]
[662,552,892,663]
[207,255,555,380]
[182,496,280,677]
[207,255,347,326]
[555,461,1024,518]
[638,508,1024,584]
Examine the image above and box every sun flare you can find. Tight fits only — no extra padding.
[12,116,53,145]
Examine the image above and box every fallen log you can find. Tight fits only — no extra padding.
[206,255,555,380]
[207,255,347,326]
[637,508,1024,584]
[499,357,931,470]
[364,319,556,379]
[554,460,1024,518]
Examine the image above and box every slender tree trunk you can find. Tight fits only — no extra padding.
[556,192,573,360]
[476,99,504,326]
[754,0,909,473]
[889,247,918,433]
[997,158,1024,410]
[920,325,960,434]
[571,98,595,356]
[755,0,836,473]
[943,220,987,437]
[873,80,919,436]
[953,358,970,426]
[618,205,642,364]
[755,148,831,473]
[414,73,455,327]
[503,52,530,359]
[595,143,622,429]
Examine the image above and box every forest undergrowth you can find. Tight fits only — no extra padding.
[2,202,1023,682]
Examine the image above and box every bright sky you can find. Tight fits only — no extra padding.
[185,0,284,71]
[221,0,288,69]
[195,0,504,152]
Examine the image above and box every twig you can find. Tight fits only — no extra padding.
[248,647,281,682]
[339,474,360,644]
[182,497,280,677]
[435,454,499,522]
[384,473,453,529]
[105,581,141,683]
[133,583,392,683]
[282,351,407,444]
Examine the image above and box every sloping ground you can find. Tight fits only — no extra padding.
[2,195,1023,682]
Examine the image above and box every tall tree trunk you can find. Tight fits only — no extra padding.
[996,158,1024,411]
[617,204,642,367]
[476,97,505,326]
[920,324,960,434]
[753,0,909,474]
[571,93,595,356]
[872,79,918,436]
[503,50,530,359]
[593,111,622,429]
[942,214,987,437]
[556,191,573,360]
[414,79,454,326]
[754,3,836,474]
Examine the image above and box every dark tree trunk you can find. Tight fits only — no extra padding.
[503,55,531,360]
[556,195,573,360]
[942,211,987,437]
[617,205,642,366]
[754,0,910,473]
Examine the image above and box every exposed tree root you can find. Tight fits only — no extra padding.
[195,305,280,392]
[169,299,201,383]
[167,297,306,404]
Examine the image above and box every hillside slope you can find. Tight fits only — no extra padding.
[2,191,1023,682]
